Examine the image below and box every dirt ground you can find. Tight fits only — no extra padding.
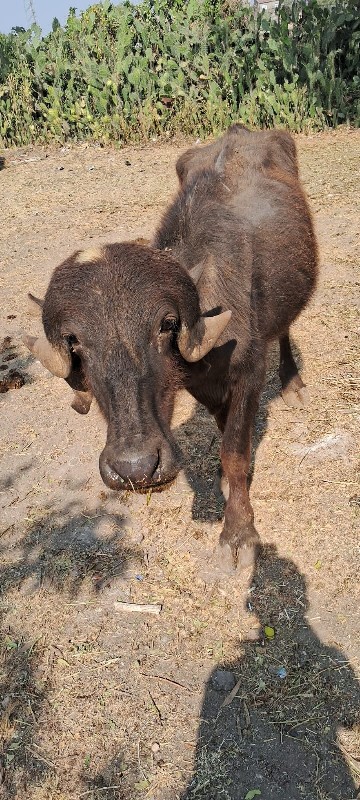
[0,128,359,800]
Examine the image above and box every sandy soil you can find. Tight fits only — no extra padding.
[0,128,359,800]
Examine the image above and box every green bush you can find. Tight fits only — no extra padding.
[0,0,358,147]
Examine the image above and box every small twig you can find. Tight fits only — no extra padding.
[99,657,122,667]
[79,787,123,797]
[297,444,316,469]
[26,745,56,770]
[0,524,14,538]
[148,690,163,725]
[139,671,192,692]
[28,635,43,655]
[65,601,97,606]
[268,713,326,727]
[321,479,358,485]
[27,699,37,723]
[50,643,70,665]
[20,440,35,452]
[207,434,217,453]
[236,714,243,741]
[9,487,35,506]
[137,739,147,782]
[114,602,162,615]
[243,700,251,730]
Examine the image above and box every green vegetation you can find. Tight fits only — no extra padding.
[0,0,358,147]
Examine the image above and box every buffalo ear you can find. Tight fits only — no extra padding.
[22,334,71,378]
[27,293,44,316]
[188,261,205,286]
[178,310,232,363]
[71,390,93,415]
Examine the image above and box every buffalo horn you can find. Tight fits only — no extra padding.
[22,334,71,378]
[178,309,232,363]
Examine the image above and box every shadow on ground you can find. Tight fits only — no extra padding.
[176,337,304,524]
[0,505,137,798]
[181,544,360,800]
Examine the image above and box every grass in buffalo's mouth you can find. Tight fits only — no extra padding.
[120,474,179,495]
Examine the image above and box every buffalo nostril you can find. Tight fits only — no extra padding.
[99,447,161,490]
[99,452,126,490]
[122,450,159,484]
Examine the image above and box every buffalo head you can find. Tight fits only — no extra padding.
[24,243,231,491]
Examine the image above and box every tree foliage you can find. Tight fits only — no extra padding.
[0,0,358,146]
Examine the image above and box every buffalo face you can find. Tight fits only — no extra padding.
[24,243,231,491]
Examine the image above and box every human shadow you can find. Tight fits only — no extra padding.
[0,504,137,797]
[182,545,360,800]
[175,337,304,524]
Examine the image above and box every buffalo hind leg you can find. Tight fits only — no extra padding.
[279,333,309,408]
[215,381,261,573]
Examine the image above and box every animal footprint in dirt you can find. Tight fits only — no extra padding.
[0,337,26,393]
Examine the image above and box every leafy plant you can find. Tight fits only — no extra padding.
[0,0,358,147]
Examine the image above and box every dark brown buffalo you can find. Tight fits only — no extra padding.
[24,125,318,571]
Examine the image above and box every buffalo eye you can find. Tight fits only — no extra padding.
[157,315,179,354]
[159,316,179,335]
[65,334,82,369]
[66,334,79,350]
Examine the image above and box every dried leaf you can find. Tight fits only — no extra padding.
[134,779,149,790]
[221,678,242,707]
[245,790,261,799]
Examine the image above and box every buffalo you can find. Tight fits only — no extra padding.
[24,125,318,570]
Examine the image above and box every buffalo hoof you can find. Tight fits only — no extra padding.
[214,522,260,575]
[213,541,237,575]
[282,375,310,409]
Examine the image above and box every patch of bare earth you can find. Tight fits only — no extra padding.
[0,129,359,800]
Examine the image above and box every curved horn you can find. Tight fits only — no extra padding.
[22,334,71,378]
[178,310,232,363]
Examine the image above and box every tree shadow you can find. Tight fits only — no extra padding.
[80,752,132,800]
[181,544,360,800]
[0,504,138,797]
[175,337,304,524]
[0,460,34,493]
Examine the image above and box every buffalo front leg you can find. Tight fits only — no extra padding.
[216,384,261,573]
[279,333,309,408]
